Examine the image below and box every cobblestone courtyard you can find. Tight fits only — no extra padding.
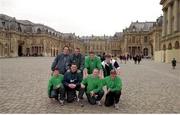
[0,57,180,113]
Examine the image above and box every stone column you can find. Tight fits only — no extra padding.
[179,0,180,31]
[174,0,179,32]
[130,47,132,55]
[124,36,128,53]
[162,10,167,36]
[2,44,4,57]
[43,40,47,56]
[36,46,38,55]
[167,5,172,35]
[39,46,41,55]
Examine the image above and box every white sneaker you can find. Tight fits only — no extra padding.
[114,104,119,110]
[76,98,84,107]
[77,98,80,102]
[96,101,102,106]
[59,100,64,106]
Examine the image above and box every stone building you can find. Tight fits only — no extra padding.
[149,16,163,61]
[81,33,123,56]
[1,0,180,64]
[61,33,85,53]
[154,0,180,63]
[122,21,155,57]
[0,14,85,57]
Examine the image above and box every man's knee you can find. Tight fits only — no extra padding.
[99,91,104,96]
[59,85,65,92]
[50,90,58,98]
[67,97,74,103]
[88,98,96,105]
[86,93,96,105]
[104,100,112,107]
[104,93,114,106]
[67,90,76,103]
[67,94,75,103]
[114,90,121,95]
[96,91,104,100]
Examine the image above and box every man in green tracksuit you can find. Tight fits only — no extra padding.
[81,68,104,106]
[48,68,65,105]
[103,69,122,109]
[83,51,103,77]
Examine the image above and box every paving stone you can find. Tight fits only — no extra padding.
[0,57,180,113]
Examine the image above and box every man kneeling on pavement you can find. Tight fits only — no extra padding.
[63,63,84,104]
[81,68,104,106]
[48,67,65,105]
[103,69,122,109]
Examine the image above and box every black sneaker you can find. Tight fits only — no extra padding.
[55,97,59,101]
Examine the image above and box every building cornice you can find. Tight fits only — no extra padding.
[160,0,166,5]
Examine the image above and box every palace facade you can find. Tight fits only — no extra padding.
[81,33,123,56]
[0,0,180,63]
[155,0,180,63]
[0,14,85,57]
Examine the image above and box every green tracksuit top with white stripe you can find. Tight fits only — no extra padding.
[84,55,102,74]
[81,74,103,94]
[48,74,64,96]
[103,76,122,92]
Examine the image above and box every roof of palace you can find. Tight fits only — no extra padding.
[0,14,63,37]
[122,20,156,33]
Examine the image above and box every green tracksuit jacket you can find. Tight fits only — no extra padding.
[103,76,122,92]
[81,74,103,94]
[84,55,102,74]
[48,74,64,96]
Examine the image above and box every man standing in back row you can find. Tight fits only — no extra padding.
[51,46,71,75]
[83,50,103,78]
[70,48,84,81]
[102,54,120,77]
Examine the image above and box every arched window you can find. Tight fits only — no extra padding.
[37,28,41,34]
[45,29,48,34]
[18,23,22,32]
[143,48,148,56]
[132,26,136,32]
[163,44,166,50]
[2,22,5,27]
[168,43,172,50]
[174,41,180,49]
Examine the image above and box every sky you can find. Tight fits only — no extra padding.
[0,0,162,36]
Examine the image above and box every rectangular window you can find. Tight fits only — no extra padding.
[144,36,148,43]
[132,36,135,43]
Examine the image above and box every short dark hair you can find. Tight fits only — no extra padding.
[70,63,78,67]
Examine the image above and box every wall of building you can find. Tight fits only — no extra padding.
[154,49,180,63]
[154,51,164,62]
[166,49,180,63]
